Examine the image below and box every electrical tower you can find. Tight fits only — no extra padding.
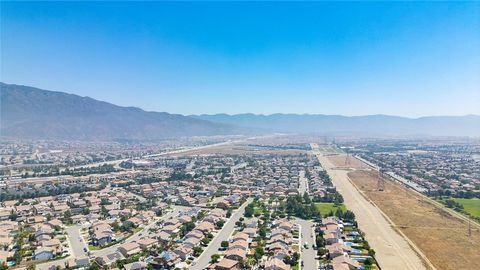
[468,219,472,237]
[344,149,350,165]
[377,168,385,191]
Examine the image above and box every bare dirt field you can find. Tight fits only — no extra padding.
[169,143,308,156]
[348,170,480,270]
[327,154,368,169]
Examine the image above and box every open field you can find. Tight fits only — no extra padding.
[316,144,344,154]
[314,202,347,217]
[313,149,428,270]
[451,198,480,218]
[170,142,308,156]
[327,154,368,169]
[348,170,480,270]
[436,198,480,219]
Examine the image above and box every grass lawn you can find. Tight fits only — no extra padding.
[317,145,344,154]
[449,198,480,218]
[88,245,101,251]
[253,207,263,216]
[314,203,347,217]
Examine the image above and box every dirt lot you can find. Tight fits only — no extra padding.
[348,170,480,270]
[169,143,308,156]
[327,154,368,169]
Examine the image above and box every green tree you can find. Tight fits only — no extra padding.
[303,192,311,204]
[82,207,90,215]
[244,204,254,218]
[179,221,195,237]
[112,221,121,232]
[101,205,109,217]
[193,246,203,257]
[88,263,99,270]
[210,254,220,264]
[9,210,18,221]
[364,257,374,266]
[254,247,264,261]
[215,219,225,229]
[63,210,73,224]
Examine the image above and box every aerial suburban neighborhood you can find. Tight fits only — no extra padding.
[0,138,386,270]
[1,1,480,269]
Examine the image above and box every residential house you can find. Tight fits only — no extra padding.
[118,242,141,256]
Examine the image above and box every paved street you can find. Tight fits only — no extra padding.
[297,218,317,270]
[298,170,309,194]
[66,225,89,258]
[37,225,87,270]
[190,198,253,270]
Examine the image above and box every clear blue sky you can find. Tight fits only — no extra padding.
[1,1,479,117]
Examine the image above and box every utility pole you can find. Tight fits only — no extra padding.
[345,149,350,165]
[377,168,385,191]
[469,219,472,237]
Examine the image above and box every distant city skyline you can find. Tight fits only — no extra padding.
[2,1,479,117]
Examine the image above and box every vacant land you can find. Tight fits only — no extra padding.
[315,151,427,270]
[348,170,480,270]
[314,203,347,217]
[327,154,367,169]
[316,144,344,154]
[170,143,307,156]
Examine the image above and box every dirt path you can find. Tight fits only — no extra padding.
[312,146,429,270]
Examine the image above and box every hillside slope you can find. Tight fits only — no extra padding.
[0,83,240,140]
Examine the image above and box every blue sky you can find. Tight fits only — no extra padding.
[1,1,479,117]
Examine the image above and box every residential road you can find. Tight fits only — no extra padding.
[190,198,253,270]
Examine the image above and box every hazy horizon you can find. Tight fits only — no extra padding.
[2,2,480,117]
[3,81,480,119]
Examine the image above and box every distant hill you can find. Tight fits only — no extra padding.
[2,82,478,140]
[0,83,241,140]
[192,113,480,137]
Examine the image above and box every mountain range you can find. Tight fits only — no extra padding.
[1,82,479,140]
[0,83,239,140]
[192,113,480,137]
